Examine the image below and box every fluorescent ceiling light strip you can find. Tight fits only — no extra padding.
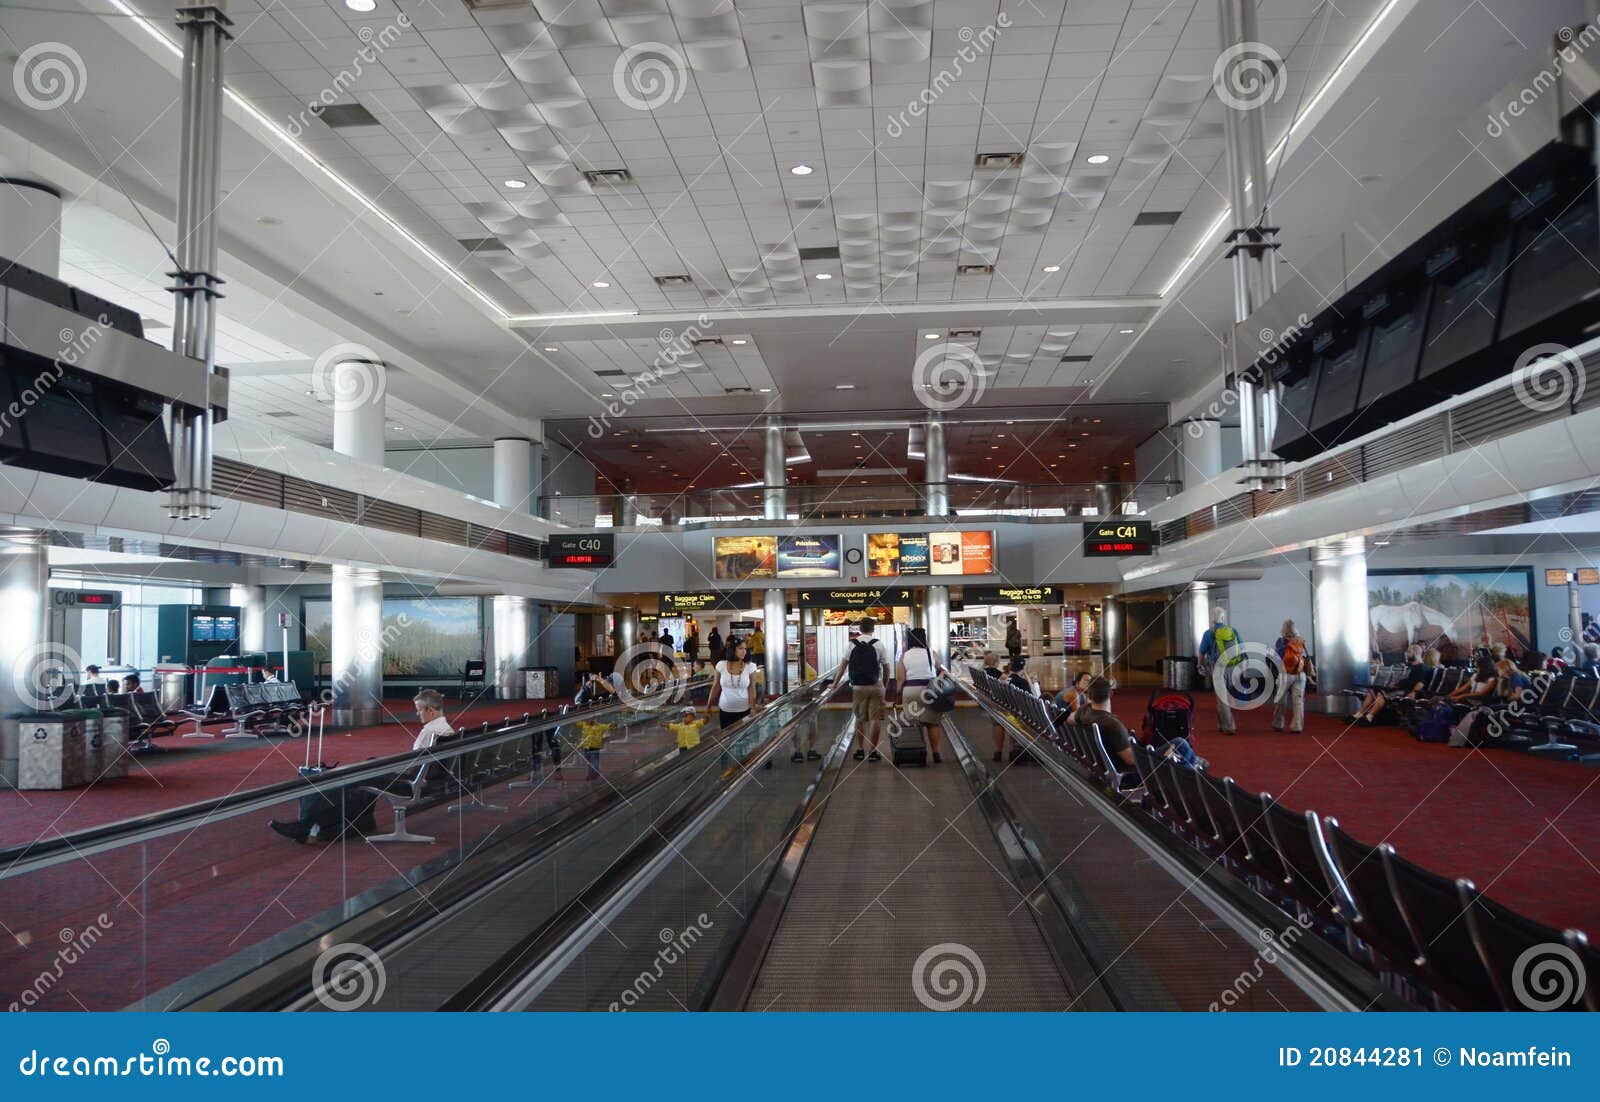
[106,0,635,326]
[1157,0,1406,298]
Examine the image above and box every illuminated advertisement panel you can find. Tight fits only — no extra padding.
[867,531,990,576]
[776,535,841,578]
[713,535,777,580]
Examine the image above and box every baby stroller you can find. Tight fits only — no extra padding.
[1142,690,1197,749]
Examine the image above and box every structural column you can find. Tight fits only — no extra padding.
[923,412,952,664]
[1311,537,1368,715]
[330,566,383,726]
[492,595,533,699]
[762,416,787,694]
[493,437,534,514]
[614,607,639,656]
[1218,0,1283,492]
[230,583,267,654]
[1178,581,1212,658]
[1179,418,1224,487]
[0,529,50,787]
[1102,594,1123,684]
[331,356,387,468]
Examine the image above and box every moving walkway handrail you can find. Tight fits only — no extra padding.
[439,672,843,1011]
[0,675,710,878]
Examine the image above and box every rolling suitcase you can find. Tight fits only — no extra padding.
[889,717,927,766]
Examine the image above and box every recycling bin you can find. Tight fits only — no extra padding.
[524,666,558,699]
[14,714,88,790]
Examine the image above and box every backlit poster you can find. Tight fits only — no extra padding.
[867,532,901,578]
[777,535,841,578]
[960,531,994,574]
[713,535,777,580]
[929,531,963,576]
[897,533,930,575]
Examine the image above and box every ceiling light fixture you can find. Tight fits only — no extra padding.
[592,280,610,288]
[790,164,813,176]
[543,346,558,352]
[1042,265,1060,272]
[924,332,939,340]
[1086,154,1110,165]
[835,384,856,390]
[345,0,375,11]
[814,272,832,280]
[732,338,747,345]
[503,179,527,189]
[1119,328,1134,335]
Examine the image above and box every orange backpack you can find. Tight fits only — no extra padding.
[1282,637,1306,674]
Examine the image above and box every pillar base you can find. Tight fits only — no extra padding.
[333,707,383,728]
[496,686,525,701]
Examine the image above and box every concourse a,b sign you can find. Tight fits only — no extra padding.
[1082,520,1154,557]
[549,533,615,567]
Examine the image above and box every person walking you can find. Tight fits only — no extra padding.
[706,638,761,729]
[1272,619,1313,733]
[896,627,947,764]
[1004,617,1022,661]
[838,617,891,762]
[1198,607,1242,734]
[706,626,723,665]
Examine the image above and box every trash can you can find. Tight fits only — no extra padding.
[524,666,558,700]
[157,667,189,713]
[15,714,88,790]
[1162,655,1198,691]
[99,711,129,781]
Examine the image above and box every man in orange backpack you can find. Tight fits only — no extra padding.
[1273,619,1314,733]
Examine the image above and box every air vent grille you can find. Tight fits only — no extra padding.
[316,103,382,129]
[458,237,508,254]
[654,274,693,287]
[975,151,1024,169]
[584,168,633,186]
[957,263,995,276]
[1448,387,1563,447]
[1133,210,1183,227]
[798,245,840,261]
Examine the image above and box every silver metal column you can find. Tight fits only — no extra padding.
[1311,537,1368,715]
[762,589,787,696]
[331,565,383,726]
[1178,581,1211,658]
[492,595,533,699]
[494,437,534,514]
[923,412,949,516]
[615,608,639,655]
[0,172,62,275]
[168,4,230,520]
[1218,0,1283,493]
[763,415,786,521]
[0,529,50,787]
[924,585,950,666]
[1102,595,1123,685]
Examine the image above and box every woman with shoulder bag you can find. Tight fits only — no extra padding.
[896,628,950,763]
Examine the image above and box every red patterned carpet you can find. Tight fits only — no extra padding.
[1179,693,1600,936]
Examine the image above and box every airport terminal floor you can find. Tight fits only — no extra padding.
[3,0,1600,1094]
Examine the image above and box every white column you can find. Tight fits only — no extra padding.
[1180,419,1224,486]
[0,529,50,787]
[0,170,62,275]
[230,583,267,653]
[1181,582,1211,657]
[492,595,533,699]
[331,357,387,468]
[494,437,534,514]
[1311,537,1368,715]
[331,565,383,726]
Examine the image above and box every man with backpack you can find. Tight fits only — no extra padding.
[837,618,891,762]
[1273,620,1314,733]
[1198,607,1242,734]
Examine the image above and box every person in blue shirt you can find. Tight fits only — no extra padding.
[1197,607,1242,734]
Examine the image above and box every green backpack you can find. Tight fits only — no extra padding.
[1213,624,1242,667]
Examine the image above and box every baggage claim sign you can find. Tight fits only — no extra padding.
[1082,520,1154,557]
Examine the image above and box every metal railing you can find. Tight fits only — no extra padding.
[543,479,1179,527]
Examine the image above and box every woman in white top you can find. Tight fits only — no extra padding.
[706,638,761,729]
[896,628,949,763]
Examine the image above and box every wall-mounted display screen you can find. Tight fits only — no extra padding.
[303,596,483,677]
[868,531,992,577]
[713,535,777,580]
[776,535,841,578]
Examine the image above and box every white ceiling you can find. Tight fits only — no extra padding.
[0,0,1583,461]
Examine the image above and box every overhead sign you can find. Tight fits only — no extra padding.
[1082,520,1154,557]
[1546,568,1574,587]
[659,592,755,613]
[796,587,915,609]
[962,584,1060,605]
[549,533,614,567]
[1580,568,1600,586]
[51,589,122,610]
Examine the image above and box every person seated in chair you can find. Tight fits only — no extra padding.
[1353,646,1437,725]
[1577,642,1600,677]
[83,664,106,688]
[1073,677,1137,770]
[120,672,142,693]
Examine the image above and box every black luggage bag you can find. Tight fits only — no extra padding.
[297,784,380,841]
[889,719,928,766]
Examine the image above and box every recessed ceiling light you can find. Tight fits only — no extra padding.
[592,280,610,288]
[790,164,813,176]
[504,179,527,189]
[814,272,832,280]
[543,346,558,352]
[1042,264,1060,272]
[1119,328,1134,335]
[601,393,613,398]
[1087,154,1110,165]
[835,384,856,390]
[345,0,376,12]
[758,387,771,392]
[732,338,747,345]
[924,332,939,340]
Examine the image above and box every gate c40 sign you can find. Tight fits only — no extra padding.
[1082,520,1154,557]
